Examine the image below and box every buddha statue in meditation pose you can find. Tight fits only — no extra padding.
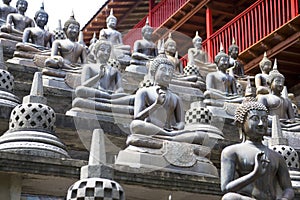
[98,9,131,67]
[126,18,157,74]
[255,52,272,95]
[69,36,134,115]
[14,4,53,58]
[187,31,217,78]
[130,51,219,144]
[221,101,294,200]
[0,0,17,26]
[203,44,243,106]
[227,38,245,79]
[43,13,87,77]
[257,60,300,131]
[0,0,34,42]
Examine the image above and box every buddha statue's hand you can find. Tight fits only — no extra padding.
[253,151,270,176]
[156,87,166,105]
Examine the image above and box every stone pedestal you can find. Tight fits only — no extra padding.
[116,134,219,178]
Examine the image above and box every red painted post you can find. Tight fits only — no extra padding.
[149,0,155,26]
[291,0,298,17]
[206,7,213,62]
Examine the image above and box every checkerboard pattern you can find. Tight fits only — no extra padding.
[185,107,212,124]
[53,30,65,40]
[0,69,14,92]
[139,79,154,88]
[67,178,125,200]
[272,145,299,169]
[108,59,121,69]
[184,64,200,76]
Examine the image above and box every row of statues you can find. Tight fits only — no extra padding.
[0,1,298,199]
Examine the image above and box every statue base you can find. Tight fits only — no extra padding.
[125,64,148,75]
[66,107,133,121]
[115,134,219,177]
[42,74,81,92]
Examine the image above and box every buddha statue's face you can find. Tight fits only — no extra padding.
[107,18,117,29]
[154,63,174,87]
[165,41,176,54]
[66,23,80,39]
[262,63,272,74]
[142,27,153,40]
[17,0,27,12]
[243,110,268,140]
[229,47,239,59]
[193,38,202,49]
[36,12,48,27]
[96,43,111,63]
[271,76,284,93]
[217,56,229,71]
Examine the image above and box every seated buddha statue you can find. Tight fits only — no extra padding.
[0,0,34,41]
[0,0,17,26]
[68,36,134,116]
[203,44,244,107]
[187,31,217,78]
[257,59,300,132]
[98,9,131,68]
[14,4,53,59]
[221,101,294,200]
[227,38,245,79]
[43,13,87,78]
[125,18,157,74]
[255,52,272,95]
[116,50,223,176]
[164,34,205,90]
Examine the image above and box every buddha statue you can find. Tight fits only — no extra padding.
[164,33,183,74]
[67,36,134,116]
[116,51,223,176]
[125,18,157,74]
[0,0,34,41]
[87,32,98,63]
[0,0,17,26]
[188,31,208,64]
[255,52,272,95]
[98,9,131,68]
[221,101,294,200]
[227,38,245,79]
[203,44,243,107]
[257,59,300,131]
[43,12,87,78]
[187,31,217,78]
[13,4,53,59]
[163,35,205,90]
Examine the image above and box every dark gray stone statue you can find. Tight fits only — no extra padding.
[255,52,272,95]
[0,0,34,40]
[67,36,134,116]
[221,101,294,200]
[204,44,243,107]
[227,38,245,79]
[44,12,86,77]
[125,18,157,74]
[16,3,53,53]
[0,0,17,26]
[257,59,300,132]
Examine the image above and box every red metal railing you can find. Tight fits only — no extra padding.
[202,0,299,62]
[123,0,189,47]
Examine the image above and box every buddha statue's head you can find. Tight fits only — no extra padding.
[34,3,48,27]
[228,38,239,59]
[16,0,28,12]
[259,52,272,74]
[93,35,112,63]
[164,33,176,55]
[214,44,229,71]
[192,31,202,49]
[141,18,153,40]
[63,12,80,38]
[106,9,117,29]
[150,41,174,87]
